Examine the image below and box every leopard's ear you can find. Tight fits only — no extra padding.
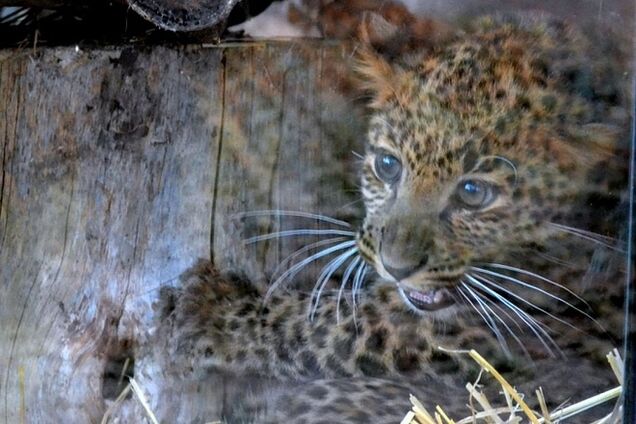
[546,123,624,171]
[566,123,624,160]
[355,13,401,108]
[578,123,623,156]
[355,11,454,108]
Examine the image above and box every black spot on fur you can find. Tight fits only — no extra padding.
[356,354,388,377]
[362,303,381,325]
[365,328,388,353]
[311,325,329,349]
[273,327,291,362]
[338,299,352,317]
[236,302,255,317]
[516,96,531,110]
[306,384,329,400]
[158,286,177,319]
[460,140,479,172]
[254,348,269,361]
[414,337,429,351]
[293,321,306,345]
[298,350,321,376]
[393,348,420,373]
[350,409,371,421]
[334,335,355,360]
[212,318,225,331]
[289,400,311,417]
[494,117,507,133]
[343,319,357,335]
[377,288,391,304]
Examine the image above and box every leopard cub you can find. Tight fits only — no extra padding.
[159,12,629,424]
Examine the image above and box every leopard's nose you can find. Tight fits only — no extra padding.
[380,218,432,281]
[383,255,429,281]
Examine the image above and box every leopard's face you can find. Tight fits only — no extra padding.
[356,25,615,318]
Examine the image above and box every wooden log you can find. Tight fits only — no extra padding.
[0,41,362,422]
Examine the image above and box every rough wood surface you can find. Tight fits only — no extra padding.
[0,42,363,422]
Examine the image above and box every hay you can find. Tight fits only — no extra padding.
[100,349,623,423]
[403,349,623,424]
[101,377,159,424]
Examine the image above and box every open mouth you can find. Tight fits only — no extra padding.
[398,287,455,312]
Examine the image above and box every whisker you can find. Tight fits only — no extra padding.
[458,285,499,336]
[472,266,599,325]
[479,290,526,334]
[459,284,512,357]
[336,198,365,212]
[271,236,350,281]
[465,274,561,357]
[477,263,590,308]
[549,222,617,242]
[476,289,560,357]
[532,250,577,268]
[467,273,581,334]
[376,116,400,136]
[351,150,364,160]
[351,263,368,328]
[462,283,530,358]
[245,228,356,244]
[309,247,359,321]
[236,210,351,228]
[548,222,624,252]
[264,240,357,303]
[336,256,362,324]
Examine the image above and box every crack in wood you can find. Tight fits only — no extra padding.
[35,169,76,354]
[0,120,7,256]
[48,170,75,301]
[261,66,287,270]
[210,50,227,264]
[4,263,43,423]
[0,54,7,251]
[119,211,143,324]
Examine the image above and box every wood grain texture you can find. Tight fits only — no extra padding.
[0,42,363,422]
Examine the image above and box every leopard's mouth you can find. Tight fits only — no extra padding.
[398,286,455,312]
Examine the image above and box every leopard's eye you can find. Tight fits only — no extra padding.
[456,179,495,208]
[374,152,402,184]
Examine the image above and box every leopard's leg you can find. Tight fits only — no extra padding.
[157,260,496,380]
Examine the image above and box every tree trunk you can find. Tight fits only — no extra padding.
[0,42,362,422]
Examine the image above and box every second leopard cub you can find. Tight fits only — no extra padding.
[159,12,628,423]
